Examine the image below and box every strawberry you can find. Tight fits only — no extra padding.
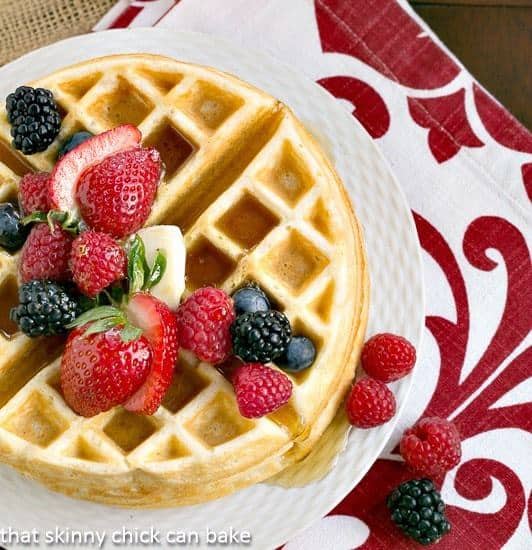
[48,124,141,218]
[70,230,126,298]
[124,292,179,414]
[19,221,74,283]
[61,325,152,417]
[76,147,161,238]
[18,172,50,215]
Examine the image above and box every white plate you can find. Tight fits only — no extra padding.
[0,29,424,550]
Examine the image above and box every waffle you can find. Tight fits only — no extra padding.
[0,55,369,507]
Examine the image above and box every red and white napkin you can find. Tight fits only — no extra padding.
[96,1,532,548]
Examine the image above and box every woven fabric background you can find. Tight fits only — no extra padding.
[0,0,115,65]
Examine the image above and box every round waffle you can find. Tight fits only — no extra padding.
[0,54,369,507]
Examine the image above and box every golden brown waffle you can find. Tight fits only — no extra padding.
[0,55,369,507]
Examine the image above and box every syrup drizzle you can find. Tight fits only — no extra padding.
[268,406,351,488]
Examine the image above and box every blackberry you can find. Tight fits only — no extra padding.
[387,478,451,546]
[0,203,28,251]
[10,280,81,337]
[6,86,62,154]
[231,310,291,363]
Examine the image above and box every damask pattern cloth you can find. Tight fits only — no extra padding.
[97,1,532,548]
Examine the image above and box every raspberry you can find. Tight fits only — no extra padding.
[400,417,461,477]
[233,363,292,418]
[361,333,416,382]
[346,378,396,428]
[18,172,50,215]
[70,231,126,297]
[19,222,73,283]
[175,287,235,364]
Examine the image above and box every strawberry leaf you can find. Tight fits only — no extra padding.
[83,317,124,337]
[66,305,123,329]
[106,285,125,306]
[66,304,144,342]
[144,249,166,291]
[120,324,143,342]
[22,211,48,225]
[22,210,80,234]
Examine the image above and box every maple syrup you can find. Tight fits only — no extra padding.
[143,122,195,179]
[185,237,236,290]
[0,275,19,337]
[268,406,351,488]
[0,337,63,408]
[216,192,279,250]
[0,139,32,176]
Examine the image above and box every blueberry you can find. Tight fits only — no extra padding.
[0,203,29,251]
[57,131,93,159]
[277,336,316,372]
[232,284,270,315]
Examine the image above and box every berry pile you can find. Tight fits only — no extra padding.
[345,332,458,545]
[230,284,317,417]
[0,93,315,426]
[346,332,417,429]
[232,285,317,372]
[174,283,318,418]
[0,114,175,417]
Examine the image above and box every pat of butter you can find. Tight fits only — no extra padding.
[135,225,186,310]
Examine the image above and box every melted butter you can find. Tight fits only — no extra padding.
[268,406,351,488]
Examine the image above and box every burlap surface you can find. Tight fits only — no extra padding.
[0,0,116,66]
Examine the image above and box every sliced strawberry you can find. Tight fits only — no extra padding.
[48,124,141,217]
[61,326,152,417]
[124,292,179,414]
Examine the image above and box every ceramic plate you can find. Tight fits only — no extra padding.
[0,29,424,550]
